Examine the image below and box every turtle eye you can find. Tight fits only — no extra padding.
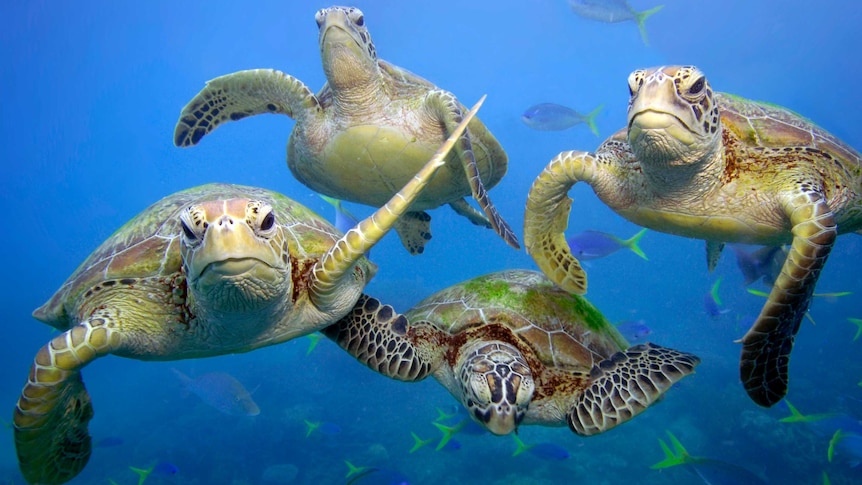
[180,220,197,241]
[355,14,364,27]
[260,211,275,231]
[689,77,705,96]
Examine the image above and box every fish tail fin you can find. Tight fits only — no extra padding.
[710,277,723,307]
[584,104,604,136]
[827,429,849,463]
[319,194,358,223]
[778,400,808,423]
[410,431,433,453]
[433,420,466,451]
[650,431,690,469]
[304,419,321,437]
[129,465,154,485]
[511,433,534,457]
[434,406,456,422]
[634,5,664,45]
[305,333,322,355]
[622,228,648,260]
[848,318,862,342]
[319,194,340,209]
[344,460,372,479]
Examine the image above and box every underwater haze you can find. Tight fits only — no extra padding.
[2,1,861,484]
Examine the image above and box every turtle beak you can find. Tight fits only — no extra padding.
[628,74,699,148]
[191,215,278,286]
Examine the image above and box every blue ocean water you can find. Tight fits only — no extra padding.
[2,1,861,483]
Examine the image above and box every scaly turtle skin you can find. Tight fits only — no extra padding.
[173,6,519,255]
[524,65,862,407]
[13,103,480,485]
[323,269,699,435]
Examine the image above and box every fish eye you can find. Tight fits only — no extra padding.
[689,77,705,95]
[260,211,275,231]
[180,220,197,241]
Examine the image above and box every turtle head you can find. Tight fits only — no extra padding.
[316,6,378,91]
[180,198,290,315]
[456,341,534,435]
[626,66,721,169]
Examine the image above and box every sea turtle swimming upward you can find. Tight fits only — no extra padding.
[12,105,478,485]
[524,65,862,407]
[173,5,519,255]
[323,269,699,435]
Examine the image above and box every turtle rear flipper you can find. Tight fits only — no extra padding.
[449,198,492,228]
[14,318,120,484]
[393,211,433,256]
[569,343,700,436]
[739,191,837,407]
[425,89,520,250]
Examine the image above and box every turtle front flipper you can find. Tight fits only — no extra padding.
[569,343,700,436]
[174,69,318,147]
[739,191,837,407]
[424,89,521,250]
[14,317,121,485]
[310,96,485,308]
[393,211,433,255]
[322,295,438,380]
[524,150,604,295]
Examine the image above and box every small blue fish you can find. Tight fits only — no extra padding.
[568,0,664,45]
[616,319,652,343]
[731,245,785,286]
[320,194,359,234]
[304,419,342,437]
[828,429,862,467]
[512,434,570,460]
[438,438,462,452]
[130,461,179,485]
[567,228,648,261]
[703,278,729,317]
[652,431,766,484]
[521,103,603,135]
[410,432,434,453]
[779,401,862,438]
[172,369,260,416]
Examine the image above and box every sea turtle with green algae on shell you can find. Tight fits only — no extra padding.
[12,99,481,485]
[523,65,862,407]
[323,269,699,436]
[173,5,519,255]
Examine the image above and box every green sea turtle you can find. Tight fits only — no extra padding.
[524,65,862,407]
[323,269,699,435]
[173,5,519,255]
[12,103,479,485]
